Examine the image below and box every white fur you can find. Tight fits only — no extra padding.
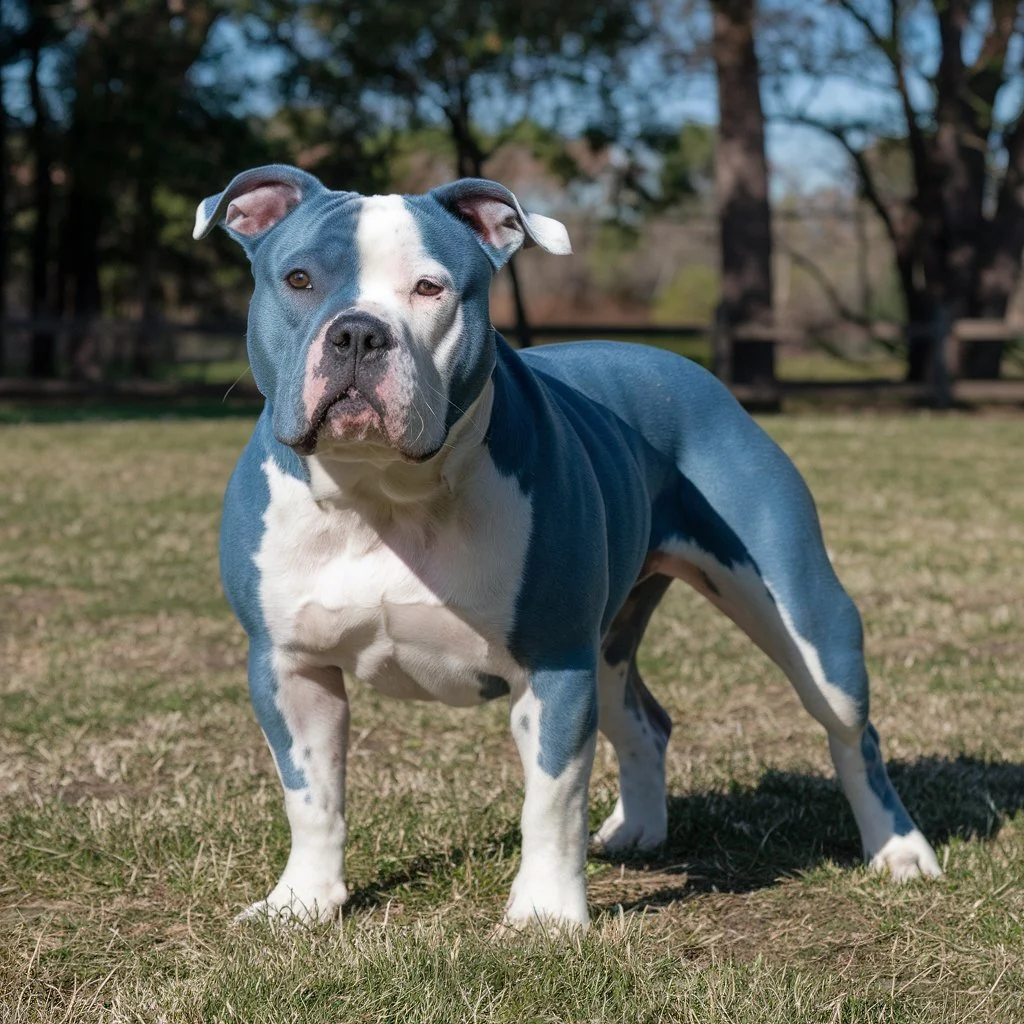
[350,195,467,456]
[524,212,572,255]
[590,660,668,853]
[869,832,943,880]
[255,403,532,707]
[237,788,350,923]
[829,734,942,880]
[650,540,941,879]
[244,397,538,922]
[238,655,350,923]
[193,201,213,240]
[503,689,593,931]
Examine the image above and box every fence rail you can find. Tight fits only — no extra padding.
[2,315,1022,409]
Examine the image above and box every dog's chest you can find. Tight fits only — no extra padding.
[255,458,530,704]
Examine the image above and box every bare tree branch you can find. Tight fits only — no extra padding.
[777,113,903,250]
[827,2,928,195]
[832,0,891,59]
[777,236,871,327]
[966,0,1019,134]
[888,0,930,195]
[970,0,1018,77]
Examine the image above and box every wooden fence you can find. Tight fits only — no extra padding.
[1,315,1021,408]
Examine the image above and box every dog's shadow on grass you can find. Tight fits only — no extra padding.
[597,755,1024,911]
[343,755,1024,913]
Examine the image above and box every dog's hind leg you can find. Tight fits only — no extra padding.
[778,590,942,880]
[591,574,673,854]
[651,448,940,880]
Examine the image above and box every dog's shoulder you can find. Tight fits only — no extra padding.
[220,407,307,634]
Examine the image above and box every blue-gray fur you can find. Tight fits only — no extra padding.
[197,166,365,451]
[861,722,915,837]
[604,575,673,745]
[209,166,871,794]
[193,165,329,255]
[405,190,499,431]
[220,412,308,790]
[514,341,869,727]
[530,660,601,778]
[427,178,555,270]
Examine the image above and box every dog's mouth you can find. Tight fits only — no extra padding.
[294,386,388,456]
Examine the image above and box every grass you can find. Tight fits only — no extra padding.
[1,411,1023,1022]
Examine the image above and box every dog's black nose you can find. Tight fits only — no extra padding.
[326,311,392,358]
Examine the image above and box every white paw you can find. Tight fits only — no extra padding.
[589,798,667,855]
[868,830,942,881]
[502,872,589,933]
[235,878,349,925]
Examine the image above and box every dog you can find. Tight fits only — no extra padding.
[193,165,941,930]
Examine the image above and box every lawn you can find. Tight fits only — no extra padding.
[1,410,1022,1022]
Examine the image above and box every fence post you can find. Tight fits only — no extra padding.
[929,304,953,409]
[712,302,733,383]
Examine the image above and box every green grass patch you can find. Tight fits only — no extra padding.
[1,412,1022,1021]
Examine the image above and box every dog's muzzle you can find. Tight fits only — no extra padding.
[291,310,397,455]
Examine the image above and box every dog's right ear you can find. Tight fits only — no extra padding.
[429,178,572,271]
[193,165,324,249]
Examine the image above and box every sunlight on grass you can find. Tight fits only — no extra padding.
[1,412,1022,1021]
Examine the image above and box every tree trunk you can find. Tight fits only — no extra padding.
[61,34,108,382]
[898,251,936,383]
[712,0,774,385]
[62,183,105,381]
[450,111,533,347]
[968,117,1024,378]
[131,176,160,377]
[505,257,532,348]
[28,23,56,379]
[0,62,8,376]
[906,0,1019,383]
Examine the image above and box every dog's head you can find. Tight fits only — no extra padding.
[194,166,571,461]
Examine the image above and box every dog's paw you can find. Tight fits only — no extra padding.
[589,800,666,856]
[497,910,589,938]
[235,878,349,926]
[491,915,585,942]
[868,830,942,882]
[502,873,589,934]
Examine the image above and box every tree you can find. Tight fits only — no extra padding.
[2,0,287,378]
[767,0,1024,380]
[712,0,775,385]
[267,0,650,345]
[1,1,64,377]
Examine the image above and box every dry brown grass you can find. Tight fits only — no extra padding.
[0,412,1022,1022]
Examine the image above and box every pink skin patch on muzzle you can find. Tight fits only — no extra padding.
[298,327,408,453]
[374,375,414,449]
[323,393,387,441]
[302,335,331,428]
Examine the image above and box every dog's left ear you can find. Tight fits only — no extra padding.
[192,164,326,251]
[430,178,572,270]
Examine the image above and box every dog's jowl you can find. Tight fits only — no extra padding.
[194,165,941,930]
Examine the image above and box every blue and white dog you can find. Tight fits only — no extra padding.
[194,165,940,930]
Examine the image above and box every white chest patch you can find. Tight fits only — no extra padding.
[255,453,532,706]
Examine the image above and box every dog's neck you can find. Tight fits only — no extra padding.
[302,381,495,522]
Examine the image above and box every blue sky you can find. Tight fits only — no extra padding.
[4,4,1020,202]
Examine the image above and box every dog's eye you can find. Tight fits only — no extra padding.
[414,279,443,297]
[286,270,312,290]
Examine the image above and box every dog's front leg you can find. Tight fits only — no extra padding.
[238,639,350,924]
[504,663,598,932]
